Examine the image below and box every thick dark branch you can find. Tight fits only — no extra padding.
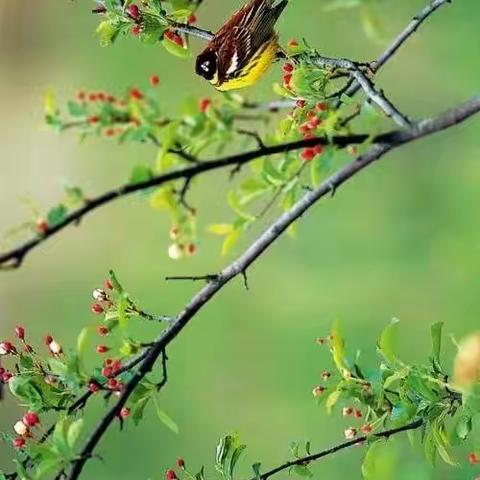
[0,133,376,270]
[65,96,480,480]
[254,419,423,480]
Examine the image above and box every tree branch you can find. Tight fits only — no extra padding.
[344,0,452,99]
[65,96,480,480]
[0,133,379,270]
[253,419,423,480]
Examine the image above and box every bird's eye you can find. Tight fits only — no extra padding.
[196,51,217,80]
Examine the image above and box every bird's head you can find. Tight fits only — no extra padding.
[195,49,218,81]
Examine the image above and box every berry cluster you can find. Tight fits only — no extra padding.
[164,457,187,480]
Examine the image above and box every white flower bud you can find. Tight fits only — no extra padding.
[49,340,62,355]
[168,244,183,260]
[0,343,9,355]
[92,288,107,302]
[13,421,28,436]
[344,427,357,440]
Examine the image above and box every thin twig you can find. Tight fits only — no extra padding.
[252,419,423,480]
[344,0,452,99]
[65,96,480,480]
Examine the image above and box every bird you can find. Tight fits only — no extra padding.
[195,0,288,91]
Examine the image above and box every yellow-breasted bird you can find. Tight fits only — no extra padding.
[195,0,288,91]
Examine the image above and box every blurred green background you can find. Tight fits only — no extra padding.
[1,0,480,478]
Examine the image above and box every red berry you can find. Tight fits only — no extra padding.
[150,74,160,87]
[91,303,104,315]
[104,128,115,137]
[104,279,113,290]
[177,458,185,469]
[22,412,40,427]
[299,123,311,135]
[44,335,53,345]
[313,144,324,156]
[131,24,141,36]
[360,424,373,434]
[296,99,306,108]
[354,409,363,418]
[88,115,100,125]
[96,345,109,354]
[283,74,292,88]
[282,63,294,74]
[316,102,328,112]
[301,148,316,162]
[0,368,4,375]
[15,326,25,340]
[120,407,130,418]
[188,14,197,24]
[308,118,321,129]
[101,366,113,378]
[89,382,100,393]
[469,453,479,465]
[0,341,16,355]
[199,98,211,113]
[2,372,12,383]
[165,470,177,480]
[111,360,122,375]
[186,243,196,256]
[130,87,143,100]
[107,378,118,389]
[173,34,184,47]
[128,4,140,20]
[88,93,98,102]
[35,218,49,235]
[13,437,26,449]
[343,406,353,417]
[97,326,109,336]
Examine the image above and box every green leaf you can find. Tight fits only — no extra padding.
[325,389,341,414]
[67,419,84,448]
[361,440,396,479]
[76,327,90,359]
[229,444,246,478]
[47,204,68,228]
[33,458,62,480]
[383,366,409,390]
[228,191,255,221]
[48,358,68,377]
[430,322,443,367]
[361,440,382,479]
[9,376,43,408]
[331,322,348,375]
[162,38,191,59]
[222,229,242,256]
[52,417,73,459]
[216,435,233,472]
[378,318,400,363]
[455,414,472,441]
[129,164,154,185]
[208,224,234,236]
[96,20,118,46]
[251,463,262,480]
[292,465,312,478]
[154,400,179,434]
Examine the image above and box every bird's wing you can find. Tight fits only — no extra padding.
[215,0,288,80]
